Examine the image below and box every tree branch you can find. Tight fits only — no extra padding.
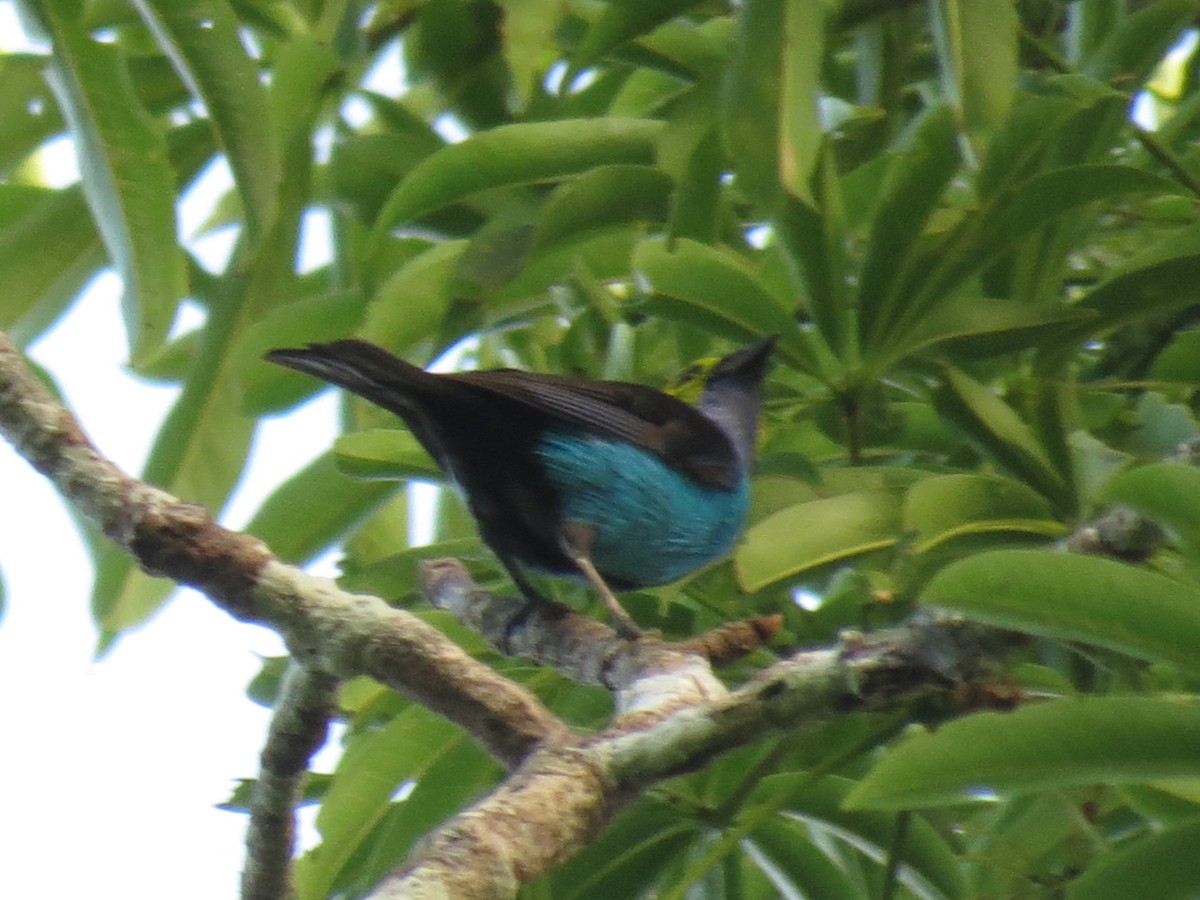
[242,662,338,900]
[0,333,564,768]
[373,599,1009,898]
[420,558,773,714]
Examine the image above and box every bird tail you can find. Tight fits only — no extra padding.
[264,339,432,417]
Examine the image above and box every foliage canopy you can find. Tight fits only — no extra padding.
[5,0,1200,896]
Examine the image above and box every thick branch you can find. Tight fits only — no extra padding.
[373,603,1009,898]
[242,662,338,900]
[607,617,1010,785]
[0,333,564,767]
[420,558,781,716]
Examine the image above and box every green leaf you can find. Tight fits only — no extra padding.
[1079,0,1197,83]
[633,15,728,82]
[492,224,639,313]
[858,106,960,350]
[1103,463,1200,561]
[745,817,860,898]
[779,1,824,204]
[930,0,1017,135]
[664,120,722,245]
[893,165,1177,349]
[886,296,1094,368]
[1067,818,1200,900]
[847,696,1200,810]
[0,53,66,175]
[534,164,671,250]
[239,289,372,415]
[1151,329,1200,383]
[326,735,504,897]
[570,0,700,76]
[94,372,256,633]
[934,366,1069,509]
[332,429,441,481]
[0,184,103,346]
[922,549,1200,674]
[91,31,337,636]
[130,0,279,240]
[243,451,395,564]
[774,160,851,359]
[698,774,968,900]
[903,474,1059,553]
[495,0,562,107]
[632,236,818,374]
[1065,0,1122,66]
[720,0,783,208]
[331,128,444,225]
[1072,221,1200,344]
[294,708,470,900]
[542,796,700,899]
[360,240,469,353]
[736,492,903,592]
[372,118,663,237]
[39,0,185,366]
[454,216,536,295]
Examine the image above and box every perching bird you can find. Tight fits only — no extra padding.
[265,335,775,637]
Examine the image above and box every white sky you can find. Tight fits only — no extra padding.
[0,4,356,893]
[0,282,339,896]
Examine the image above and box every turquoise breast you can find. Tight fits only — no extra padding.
[534,429,750,587]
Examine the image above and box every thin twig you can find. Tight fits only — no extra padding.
[242,662,338,900]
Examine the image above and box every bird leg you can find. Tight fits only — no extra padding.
[497,555,554,652]
[560,521,643,639]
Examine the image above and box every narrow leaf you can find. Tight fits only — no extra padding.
[534,164,671,250]
[373,118,663,237]
[632,236,818,374]
[847,696,1200,810]
[243,451,396,564]
[496,0,563,107]
[897,165,1180,343]
[885,296,1094,368]
[571,0,700,75]
[931,0,1018,135]
[934,366,1068,508]
[779,1,824,203]
[0,53,66,175]
[858,106,959,350]
[720,0,782,208]
[0,184,102,346]
[774,161,851,359]
[130,0,279,239]
[295,709,468,900]
[736,492,903,592]
[332,429,441,482]
[40,0,185,365]
[1066,819,1200,900]
[922,549,1200,673]
[1080,0,1196,83]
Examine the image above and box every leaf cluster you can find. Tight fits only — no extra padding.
[6,0,1200,895]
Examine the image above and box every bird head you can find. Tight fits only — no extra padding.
[697,335,777,468]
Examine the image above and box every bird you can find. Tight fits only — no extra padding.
[264,335,775,637]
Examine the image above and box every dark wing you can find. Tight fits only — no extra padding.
[447,369,741,489]
[265,339,744,489]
